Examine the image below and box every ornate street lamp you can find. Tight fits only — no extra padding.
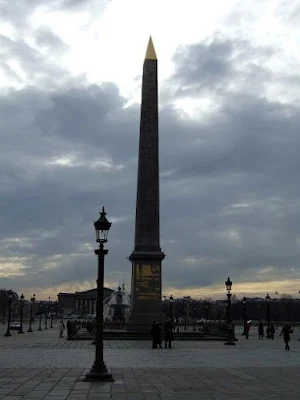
[225,276,232,292]
[50,307,53,328]
[224,277,235,346]
[4,290,13,337]
[242,296,247,335]
[44,305,48,329]
[169,295,174,323]
[18,293,25,334]
[27,294,35,332]
[85,207,113,382]
[266,293,271,338]
[38,302,43,331]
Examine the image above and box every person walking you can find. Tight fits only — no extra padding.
[244,321,251,339]
[258,320,264,340]
[280,323,293,351]
[59,320,65,338]
[164,319,174,348]
[269,323,275,340]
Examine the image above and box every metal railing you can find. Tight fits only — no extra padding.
[66,320,232,340]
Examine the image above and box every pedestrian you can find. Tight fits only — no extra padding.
[258,320,264,340]
[244,321,250,339]
[280,323,293,351]
[269,323,275,340]
[150,321,162,349]
[164,319,174,348]
[59,320,65,338]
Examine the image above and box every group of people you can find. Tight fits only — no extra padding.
[150,319,174,349]
[244,320,294,351]
[258,321,276,340]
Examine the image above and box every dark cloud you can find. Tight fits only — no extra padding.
[0,34,71,88]
[170,38,274,97]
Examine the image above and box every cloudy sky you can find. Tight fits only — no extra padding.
[1,0,300,301]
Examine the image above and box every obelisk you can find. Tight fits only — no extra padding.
[128,37,165,325]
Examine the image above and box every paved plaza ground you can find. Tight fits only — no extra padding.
[0,322,300,399]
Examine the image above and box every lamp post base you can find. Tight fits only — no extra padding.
[84,363,114,382]
[224,341,236,345]
[27,328,33,333]
[4,331,11,337]
[18,330,24,334]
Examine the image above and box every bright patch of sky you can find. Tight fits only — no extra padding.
[3,0,299,106]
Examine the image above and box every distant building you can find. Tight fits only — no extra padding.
[57,287,114,316]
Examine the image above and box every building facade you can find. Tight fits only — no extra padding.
[57,288,113,316]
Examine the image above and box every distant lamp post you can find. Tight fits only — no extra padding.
[38,303,43,331]
[169,295,174,322]
[27,294,35,332]
[18,293,25,334]
[48,297,51,328]
[224,277,235,346]
[85,207,113,382]
[266,293,271,338]
[44,306,48,329]
[242,296,247,334]
[4,290,13,337]
[50,307,53,328]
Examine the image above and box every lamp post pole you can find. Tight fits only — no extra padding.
[266,293,271,338]
[18,293,25,334]
[44,306,48,329]
[48,297,52,328]
[85,207,113,382]
[175,306,179,333]
[242,296,246,335]
[183,297,189,330]
[38,303,43,331]
[4,290,13,337]
[169,295,173,323]
[224,277,235,346]
[27,295,35,332]
[50,307,53,328]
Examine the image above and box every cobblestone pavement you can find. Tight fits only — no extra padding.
[0,322,300,399]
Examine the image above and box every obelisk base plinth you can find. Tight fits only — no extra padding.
[129,251,165,326]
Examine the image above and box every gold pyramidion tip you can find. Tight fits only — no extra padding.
[145,36,157,60]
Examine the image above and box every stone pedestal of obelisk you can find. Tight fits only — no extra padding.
[128,37,165,326]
